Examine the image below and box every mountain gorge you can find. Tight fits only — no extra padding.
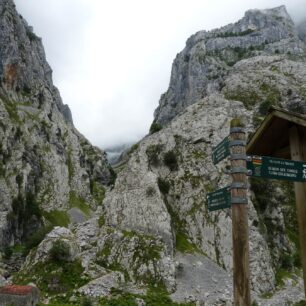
[0,0,113,265]
[0,2,306,306]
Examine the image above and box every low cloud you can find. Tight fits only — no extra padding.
[15,0,306,149]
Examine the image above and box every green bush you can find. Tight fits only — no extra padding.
[163,150,178,171]
[82,297,93,306]
[149,122,162,134]
[128,143,139,155]
[50,240,70,262]
[3,246,13,259]
[26,30,39,42]
[25,225,52,253]
[108,167,117,186]
[294,300,306,306]
[98,216,105,227]
[157,178,170,195]
[146,144,163,167]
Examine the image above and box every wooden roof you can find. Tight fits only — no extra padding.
[246,107,306,159]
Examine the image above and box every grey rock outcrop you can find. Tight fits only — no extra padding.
[154,5,306,125]
[297,19,306,43]
[0,0,113,250]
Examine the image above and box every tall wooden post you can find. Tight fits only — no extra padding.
[230,119,251,306]
[289,126,306,297]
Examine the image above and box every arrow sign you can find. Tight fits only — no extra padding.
[247,155,306,182]
[212,136,230,165]
[207,186,231,211]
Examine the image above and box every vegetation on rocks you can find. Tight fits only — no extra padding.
[163,150,179,171]
[99,285,195,306]
[146,144,164,167]
[149,122,163,134]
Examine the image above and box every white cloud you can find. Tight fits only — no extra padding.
[14,0,306,148]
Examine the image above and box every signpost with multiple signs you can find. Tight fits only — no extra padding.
[208,109,306,303]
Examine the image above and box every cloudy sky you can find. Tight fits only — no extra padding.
[14,0,305,149]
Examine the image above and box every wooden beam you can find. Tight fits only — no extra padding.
[289,126,306,298]
[274,110,306,128]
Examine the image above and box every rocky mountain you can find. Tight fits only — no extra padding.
[0,0,114,267]
[154,6,306,125]
[1,3,306,306]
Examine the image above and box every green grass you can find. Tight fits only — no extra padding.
[90,181,106,204]
[260,291,273,299]
[44,210,70,227]
[176,232,197,253]
[0,93,22,124]
[14,259,87,295]
[294,300,306,306]
[99,285,195,306]
[275,268,293,287]
[98,216,105,227]
[69,191,91,216]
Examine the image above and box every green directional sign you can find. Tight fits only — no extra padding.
[207,186,231,212]
[247,155,306,182]
[212,136,230,165]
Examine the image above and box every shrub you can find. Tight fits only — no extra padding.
[3,247,13,259]
[98,216,105,227]
[146,144,163,167]
[149,122,162,134]
[26,30,39,42]
[15,174,23,187]
[25,226,52,253]
[157,178,170,195]
[50,240,70,262]
[82,297,93,306]
[108,167,117,186]
[258,100,272,116]
[128,143,139,155]
[163,150,178,171]
[146,186,155,197]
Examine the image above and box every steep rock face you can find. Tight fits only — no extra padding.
[9,5,306,306]
[103,95,276,297]
[297,19,306,43]
[0,0,113,248]
[99,6,305,303]
[154,5,306,125]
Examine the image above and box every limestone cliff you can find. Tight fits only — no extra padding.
[154,5,306,125]
[2,3,306,306]
[0,0,113,250]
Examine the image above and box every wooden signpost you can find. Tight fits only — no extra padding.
[230,122,250,306]
[208,108,306,305]
[208,120,251,306]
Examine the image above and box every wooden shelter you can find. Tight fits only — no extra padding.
[247,106,306,159]
[246,106,306,297]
